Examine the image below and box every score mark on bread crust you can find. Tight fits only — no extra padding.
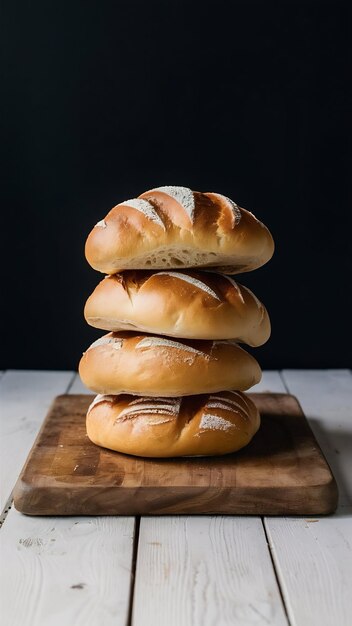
[156,271,221,300]
[148,185,195,223]
[119,198,165,230]
[135,336,210,358]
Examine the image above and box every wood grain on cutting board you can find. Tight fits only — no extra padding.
[13,393,338,515]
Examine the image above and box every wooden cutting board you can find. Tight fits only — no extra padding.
[13,393,338,516]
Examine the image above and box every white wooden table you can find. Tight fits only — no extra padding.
[0,370,351,626]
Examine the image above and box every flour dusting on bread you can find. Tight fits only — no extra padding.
[119,405,178,418]
[156,271,220,300]
[120,198,165,230]
[128,396,180,407]
[88,336,123,350]
[211,193,242,228]
[208,395,243,413]
[222,275,245,303]
[151,186,195,223]
[95,219,107,229]
[136,336,209,358]
[206,400,240,414]
[199,413,234,432]
[87,394,115,414]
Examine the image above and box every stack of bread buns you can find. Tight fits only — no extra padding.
[79,186,274,457]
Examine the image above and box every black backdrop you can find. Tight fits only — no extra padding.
[1,1,351,370]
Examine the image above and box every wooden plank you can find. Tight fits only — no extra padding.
[0,508,135,626]
[281,369,352,506]
[0,370,74,513]
[1,370,137,626]
[265,507,352,626]
[133,516,288,626]
[263,370,352,626]
[13,393,337,515]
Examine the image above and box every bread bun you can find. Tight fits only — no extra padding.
[79,332,261,396]
[86,391,260,457]
[84,270,270,346]
[85,186,274,274]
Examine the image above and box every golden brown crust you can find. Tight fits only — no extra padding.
[85,187,274,274]
[86,391,260,457]
[84,270,270,345]
[78,332,262,396]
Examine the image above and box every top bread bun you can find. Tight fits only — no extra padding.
[85,186,274,274]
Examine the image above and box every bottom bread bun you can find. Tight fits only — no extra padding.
[86,391,260,457]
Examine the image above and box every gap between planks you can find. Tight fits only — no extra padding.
[127,517,141,626]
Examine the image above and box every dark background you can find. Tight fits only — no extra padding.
[1,0,351,370]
